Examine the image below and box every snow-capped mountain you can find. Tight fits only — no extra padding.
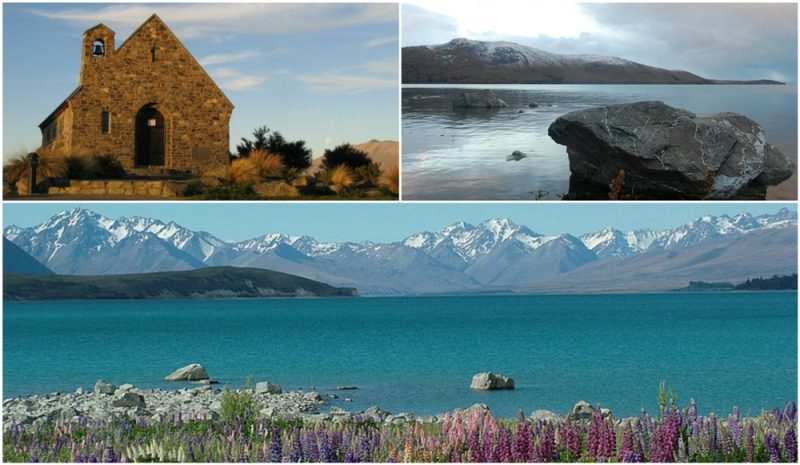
[402,38,718,85]
[5,208,796,294]
[580,210,797,258]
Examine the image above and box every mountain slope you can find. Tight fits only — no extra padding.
[3,238,53,275]
[4,267,358,301]
[402,38,782,85]
[533,228,797,293]
[5,208,796,295]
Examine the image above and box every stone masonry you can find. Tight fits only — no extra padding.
[37,14,233,174]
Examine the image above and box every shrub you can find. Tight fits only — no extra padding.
[236,126,312,171]
[3,151,67,184]
[220,387,258,425]
[65,154,126,180]
[353,162,382,187]
[321,144,371,171]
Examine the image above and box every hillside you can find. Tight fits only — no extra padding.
[307,140,398,183]
[402,38,784,85]
[3,266,358,301]
[3,238,53,276]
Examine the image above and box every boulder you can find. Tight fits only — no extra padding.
[118,383,135,392]
[530,409,563,423]
[470,372,515,390]
[112,392,146,408]
[453,90,508,109]
[255,381,282,395]
[364,406,391,422]
[94,380,116,395]
[567,400,595,422]
[165,363,209,381]
[253,181,301,198]
[548,101,794,199]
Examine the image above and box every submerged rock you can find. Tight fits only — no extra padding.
[453,90,508,109]
[165,363,209,381]
[507,150,528,161]
[548,101,794,199]
[470,372,515,390]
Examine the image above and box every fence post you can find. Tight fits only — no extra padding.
[28,152,39,194]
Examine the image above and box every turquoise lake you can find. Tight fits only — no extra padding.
[402,84,798,200]
[3,292,797,418]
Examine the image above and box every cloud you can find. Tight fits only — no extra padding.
[363,36,397,49]
[357,59,398,75]
[29,3,398,39]
[199,49,259,66]
[297,74,396,94]
[210,67,265,91]
[402,2,797,82]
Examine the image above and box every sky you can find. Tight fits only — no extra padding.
[403,1,798,83]
[3,202,795,243]
[2,3,399,161]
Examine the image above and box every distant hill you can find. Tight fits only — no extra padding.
[308,140,398,183]
[3,238,53,275]
[3,267,358,301]
[403,38,784,85]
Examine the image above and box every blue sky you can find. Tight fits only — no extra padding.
[3,3,399,160]
[404,2,797,83]
[4,203,795,243]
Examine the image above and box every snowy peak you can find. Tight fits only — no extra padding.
[432,38,632,68]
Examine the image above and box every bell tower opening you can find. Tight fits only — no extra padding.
[92,39,105,57]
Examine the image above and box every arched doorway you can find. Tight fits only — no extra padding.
[135,105,165,166]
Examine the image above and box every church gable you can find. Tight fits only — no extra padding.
[39,14,234,174]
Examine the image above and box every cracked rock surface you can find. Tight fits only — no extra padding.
[548,101,794,199]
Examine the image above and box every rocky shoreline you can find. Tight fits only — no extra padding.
[3,379,623,432]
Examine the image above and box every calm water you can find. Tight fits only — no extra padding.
[402,84,798,200]
[3,293,797,418]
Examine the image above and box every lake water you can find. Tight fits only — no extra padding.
[402,84,798,200]
[4,293,796,418]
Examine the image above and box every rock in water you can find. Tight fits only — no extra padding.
[165,363,209,381]
[470,372,515,390]
[548,101,794,199]
[453,90,508,109]
[507,150,527,161]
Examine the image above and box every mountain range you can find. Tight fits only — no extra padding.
[402,38,784,85]
[4,208,796,295]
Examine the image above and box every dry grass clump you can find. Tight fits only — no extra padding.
[384,164,399,194]
[329,164,354,189]
[249,148,286,179]
[3,150,67,184]
[228,157,260,183]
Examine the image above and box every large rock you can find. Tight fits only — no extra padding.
[548,101,794,199]
[470,372,515,390]
[253,181,301,198]
[165,363,209,381]
[567,400,594,422]
[255,381,282,395]
[112,392,146,408]
[94,380,116,395]
[453,90,508,109]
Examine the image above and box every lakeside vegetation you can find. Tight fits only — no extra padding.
[3,267,357,301]
[683,274,798,292]
[4,397,796,462]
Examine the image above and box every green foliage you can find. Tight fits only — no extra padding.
[321,144,372,172]
[735,274,798,291]
[236,126,312,171]
[221,377,258,426]
[657,380,676,411]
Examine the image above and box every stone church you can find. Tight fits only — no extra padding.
[38,14,233,173]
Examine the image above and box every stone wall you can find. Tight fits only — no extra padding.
[39,15,232,175]
[48,180,188,198]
